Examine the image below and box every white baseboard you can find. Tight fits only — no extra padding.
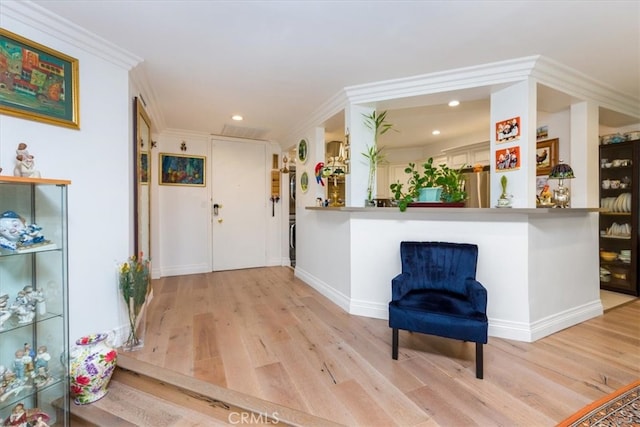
[294,272,604,343]
[294,268,351,314]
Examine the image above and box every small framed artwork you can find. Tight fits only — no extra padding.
[495,146,520,171]
[140,153,149,184]
[496,117,520,143]
[159,153,206,186]
[536,125,549,140]
[298,139,308,164]
[536,138,558,176]
[0,28,80,129]
[300,171,309,193]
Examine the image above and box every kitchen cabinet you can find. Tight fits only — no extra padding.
[0,176,70,425]
[599,139,639,296]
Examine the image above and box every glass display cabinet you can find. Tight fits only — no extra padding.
[599,138,639,296]
[0,176,70,426]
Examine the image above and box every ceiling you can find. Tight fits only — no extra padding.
[29,1,640,149]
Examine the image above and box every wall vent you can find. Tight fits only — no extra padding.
[220,124,270,141]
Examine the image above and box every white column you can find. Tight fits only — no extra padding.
[570,101,599,208]
[490,79,537,207]
[345,104,375,206]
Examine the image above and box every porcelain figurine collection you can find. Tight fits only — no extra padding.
[0,285,47,331]
[0,343,54,403]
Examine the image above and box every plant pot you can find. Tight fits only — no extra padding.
[418,187,442,202]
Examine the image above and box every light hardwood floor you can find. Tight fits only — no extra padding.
[126,267,640,426]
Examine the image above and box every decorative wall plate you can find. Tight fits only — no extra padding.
[298,139,308,164]
[300,171,309,192]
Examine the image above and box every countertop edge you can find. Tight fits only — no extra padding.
[305,206,603,214]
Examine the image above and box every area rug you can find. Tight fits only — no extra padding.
[557,379,640,426]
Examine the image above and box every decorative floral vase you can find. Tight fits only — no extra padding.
[69,333,117,405]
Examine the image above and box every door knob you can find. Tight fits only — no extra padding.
[217,218,223,223]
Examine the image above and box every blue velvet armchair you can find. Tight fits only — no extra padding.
[389,241,488,379]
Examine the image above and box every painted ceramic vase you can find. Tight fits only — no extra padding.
[69,333,117,405]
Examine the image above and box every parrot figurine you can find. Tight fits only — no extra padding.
[315,162,325,186]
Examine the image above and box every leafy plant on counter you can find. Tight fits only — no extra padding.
[390,157,467,211]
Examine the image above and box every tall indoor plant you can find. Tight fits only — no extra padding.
[362,110,397,205]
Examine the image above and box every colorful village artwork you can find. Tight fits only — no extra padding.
[0,34,68,119]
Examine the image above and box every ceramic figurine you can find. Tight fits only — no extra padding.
[13,143,41,178]
[12,351,25,381]
[33,346,53,388]
[0,294,10,331]
[0,211,47,251]
[0,211,26,250]
[10,290,36,324]
[2,403,50,427]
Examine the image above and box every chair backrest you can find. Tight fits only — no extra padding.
[400,241,478,294]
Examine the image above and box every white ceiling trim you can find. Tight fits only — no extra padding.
[130,63,166,131]
[343,56,541,105]
[4,0,141,70]
[532,57,640,120]
[285,89,349,147]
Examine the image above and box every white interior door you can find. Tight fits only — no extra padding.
[211,139,266,271]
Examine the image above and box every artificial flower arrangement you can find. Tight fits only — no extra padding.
[118,253,150,350]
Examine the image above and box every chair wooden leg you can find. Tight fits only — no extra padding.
[392,328,399,360]
[475,342,483,379]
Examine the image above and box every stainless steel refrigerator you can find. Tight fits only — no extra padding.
[461,168,491,208]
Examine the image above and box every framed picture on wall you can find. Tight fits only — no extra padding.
[536,138,558,175]
[159,153,206,186]
[140,153,149,184]
[495,146,520,171]
[495,117,520,143]
[0,28,80,129]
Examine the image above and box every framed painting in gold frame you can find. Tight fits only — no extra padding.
[159,153,206,186]
[0,28,80,129]
[536,138,558,176]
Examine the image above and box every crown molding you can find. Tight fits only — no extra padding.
[130,63,166,131]
[532,56,639,119]
[2,0,141,70]
[344,56,541,105]
[285,89,349,147]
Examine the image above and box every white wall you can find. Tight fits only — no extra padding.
[153,130,284,277]
[0,3,139,343]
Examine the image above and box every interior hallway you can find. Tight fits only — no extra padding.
[126,267,640,426]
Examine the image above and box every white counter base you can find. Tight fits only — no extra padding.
[297,207,602,342]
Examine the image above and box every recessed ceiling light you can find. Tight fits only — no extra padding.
[448,100,460,107]
[231,115,243,121]
[432,130,441,135]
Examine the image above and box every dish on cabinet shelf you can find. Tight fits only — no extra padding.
[600,251,618,262]
[601,222,631,238]
[600,193,632,212]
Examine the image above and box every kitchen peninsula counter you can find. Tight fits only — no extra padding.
[306,206,600,214]
[297,205,602,342]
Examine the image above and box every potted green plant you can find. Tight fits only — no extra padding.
[390,158,467,211]
[362,110,397,206]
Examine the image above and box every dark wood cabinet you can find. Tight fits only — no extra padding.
[599,139,639,296]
